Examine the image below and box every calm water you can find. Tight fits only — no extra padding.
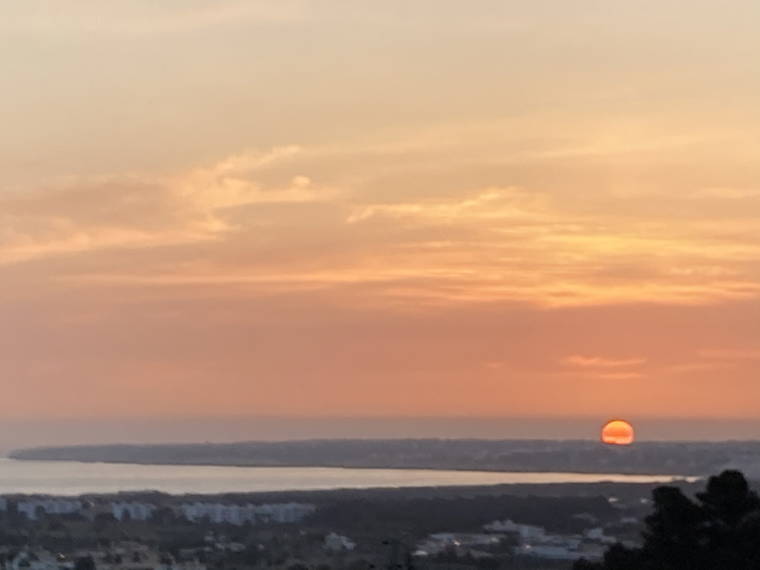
[0,458,689,495]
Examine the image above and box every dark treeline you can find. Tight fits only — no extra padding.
[576,470,760,570]
[12,439,760,475]
[311,494,615,536]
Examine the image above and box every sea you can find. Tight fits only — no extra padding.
[0,458,690,496]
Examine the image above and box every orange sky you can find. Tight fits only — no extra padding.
[1,2,760,438]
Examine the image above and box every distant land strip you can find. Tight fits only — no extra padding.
[10,439,760,476]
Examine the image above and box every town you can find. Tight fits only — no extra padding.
[0,480,677,570]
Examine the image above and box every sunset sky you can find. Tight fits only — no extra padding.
[2,1,760,444]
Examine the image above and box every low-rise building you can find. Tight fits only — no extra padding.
[16,499,83,520]
[324,533,356,552]
[483,519,545,542]
[518,544,586,561]
[180,502,315,526]
[112,502,157,522]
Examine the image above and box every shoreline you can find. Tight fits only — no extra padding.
[4,456,698,480]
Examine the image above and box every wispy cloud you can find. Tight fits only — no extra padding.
[593,372,645,381]
[5,128,760,311]
[562,355,647,368]
[346,187,547,224]
[0,146,329,265]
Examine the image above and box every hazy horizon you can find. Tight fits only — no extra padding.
[6,415,760,454]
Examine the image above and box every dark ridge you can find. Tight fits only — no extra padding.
[11,438,760,476]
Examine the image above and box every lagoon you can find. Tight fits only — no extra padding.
[0,458,689,496]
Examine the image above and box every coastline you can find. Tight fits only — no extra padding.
[4,456,697,480]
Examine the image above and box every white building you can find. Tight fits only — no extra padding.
[481,518,605,562]
[518,544,586,561]
[324,533,356,552]
[416,533,503,556]
[584,527,616,545]
[17,499,83,520]
[484,520,546,542]
[180,502,315,526]
[428,534,501,547]
[111,501,157,521]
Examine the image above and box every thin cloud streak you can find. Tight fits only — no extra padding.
[562,356,647,368]
[3,135,759,310]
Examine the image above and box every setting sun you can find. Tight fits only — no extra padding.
[601,420,635,446]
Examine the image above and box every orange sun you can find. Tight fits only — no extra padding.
[601,419,635,445]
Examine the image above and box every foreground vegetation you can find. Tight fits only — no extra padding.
[576,470,760,570]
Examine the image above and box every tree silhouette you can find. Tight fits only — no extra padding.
[574,470,760,570]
